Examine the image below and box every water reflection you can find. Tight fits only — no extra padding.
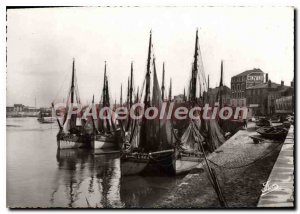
[7,118,182,208]
[53,148,182,208]
[53,149,122,208]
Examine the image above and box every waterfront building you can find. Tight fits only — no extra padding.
[246,80,293,116]
[204,86,231,106]
[230,68,264,107]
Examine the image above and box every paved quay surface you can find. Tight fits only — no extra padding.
[155,122,285,208]
[257,125,294,208]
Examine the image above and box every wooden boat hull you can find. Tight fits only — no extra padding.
[92,139,116,149]
[92,130,121,149]
[176,157,202,175]
[256,127,288,140]
[120,154,149,176]
[57,133,91,149]
[145,150,176,176]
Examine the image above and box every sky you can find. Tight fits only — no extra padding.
[6,7,294,107]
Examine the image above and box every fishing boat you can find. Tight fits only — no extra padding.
[173,30,226,174]
[256,126,288,140]
[91,62,121,150]
[56,59,91,149]
[256,118,271,127]
[121,31,175,176]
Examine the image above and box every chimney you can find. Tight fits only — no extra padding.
[268,80,271,88]
[265,73,268,82]
[281,81,284,86]
[291,81,294,88]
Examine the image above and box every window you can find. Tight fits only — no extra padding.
[232,84,235,91]
[242,83,245,90]
[237,84,240,90]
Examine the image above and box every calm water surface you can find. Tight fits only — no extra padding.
[7,118,183,208]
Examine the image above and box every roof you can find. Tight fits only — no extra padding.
[233,68,264,77]
[247,81,290,90]
[207,85,231,95]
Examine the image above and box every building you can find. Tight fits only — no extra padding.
[13,104,25,112]
[6,106,14,112]
[230,68,264,107]
[246,80,293,116]
[275,96,293,115]
[205,86,231,106]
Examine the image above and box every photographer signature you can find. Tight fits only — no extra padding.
[261,180,279,196]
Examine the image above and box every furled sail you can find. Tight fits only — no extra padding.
[62,59,80,134]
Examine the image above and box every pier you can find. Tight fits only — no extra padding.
[156,122,291,208]
[257,125,294,207]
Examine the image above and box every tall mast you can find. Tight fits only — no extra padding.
[168,78,172,102]
[120,84,123,106]
[127,77,130,106]
[219,60,223,107]
[191,29,199,104]
[208,74,210,91]
[105,77,110,106]
[183,88,186,101]
[71,59,75,104]
[199,83,202,100]
[102,61,107,106]
[129,62,133,109]
[161,62,165,101]
[144,30,152,107]
[126,63,134,132]
[136,86,139,102]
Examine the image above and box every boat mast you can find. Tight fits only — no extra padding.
[191,29,199,105]
[126,78,130,107]
[120,84,123,106]
[91,94,97,134]
[168,78,172,102]
[208,74,210,91]
[144,30,152,108]
[71,59,75,104]
[219,60,223,107]
[102,61,107,107]
[139,31,152,151]
[161,62,165,101]
[129,62,133,109]
[126,63,134,131]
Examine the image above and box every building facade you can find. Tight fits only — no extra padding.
[246,80,293,116]
[13,104,25,112]
[230,68,264,107]
[205,86,231,106]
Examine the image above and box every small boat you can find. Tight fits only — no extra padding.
[37,108,55,123]
[256,118,271,127]
[270,115,281,123]
[56,59,91,149]
[256,126,288,140]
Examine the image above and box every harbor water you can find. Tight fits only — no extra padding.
[7,117,183,208]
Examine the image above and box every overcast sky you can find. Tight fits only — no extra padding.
[7,7,294,107]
